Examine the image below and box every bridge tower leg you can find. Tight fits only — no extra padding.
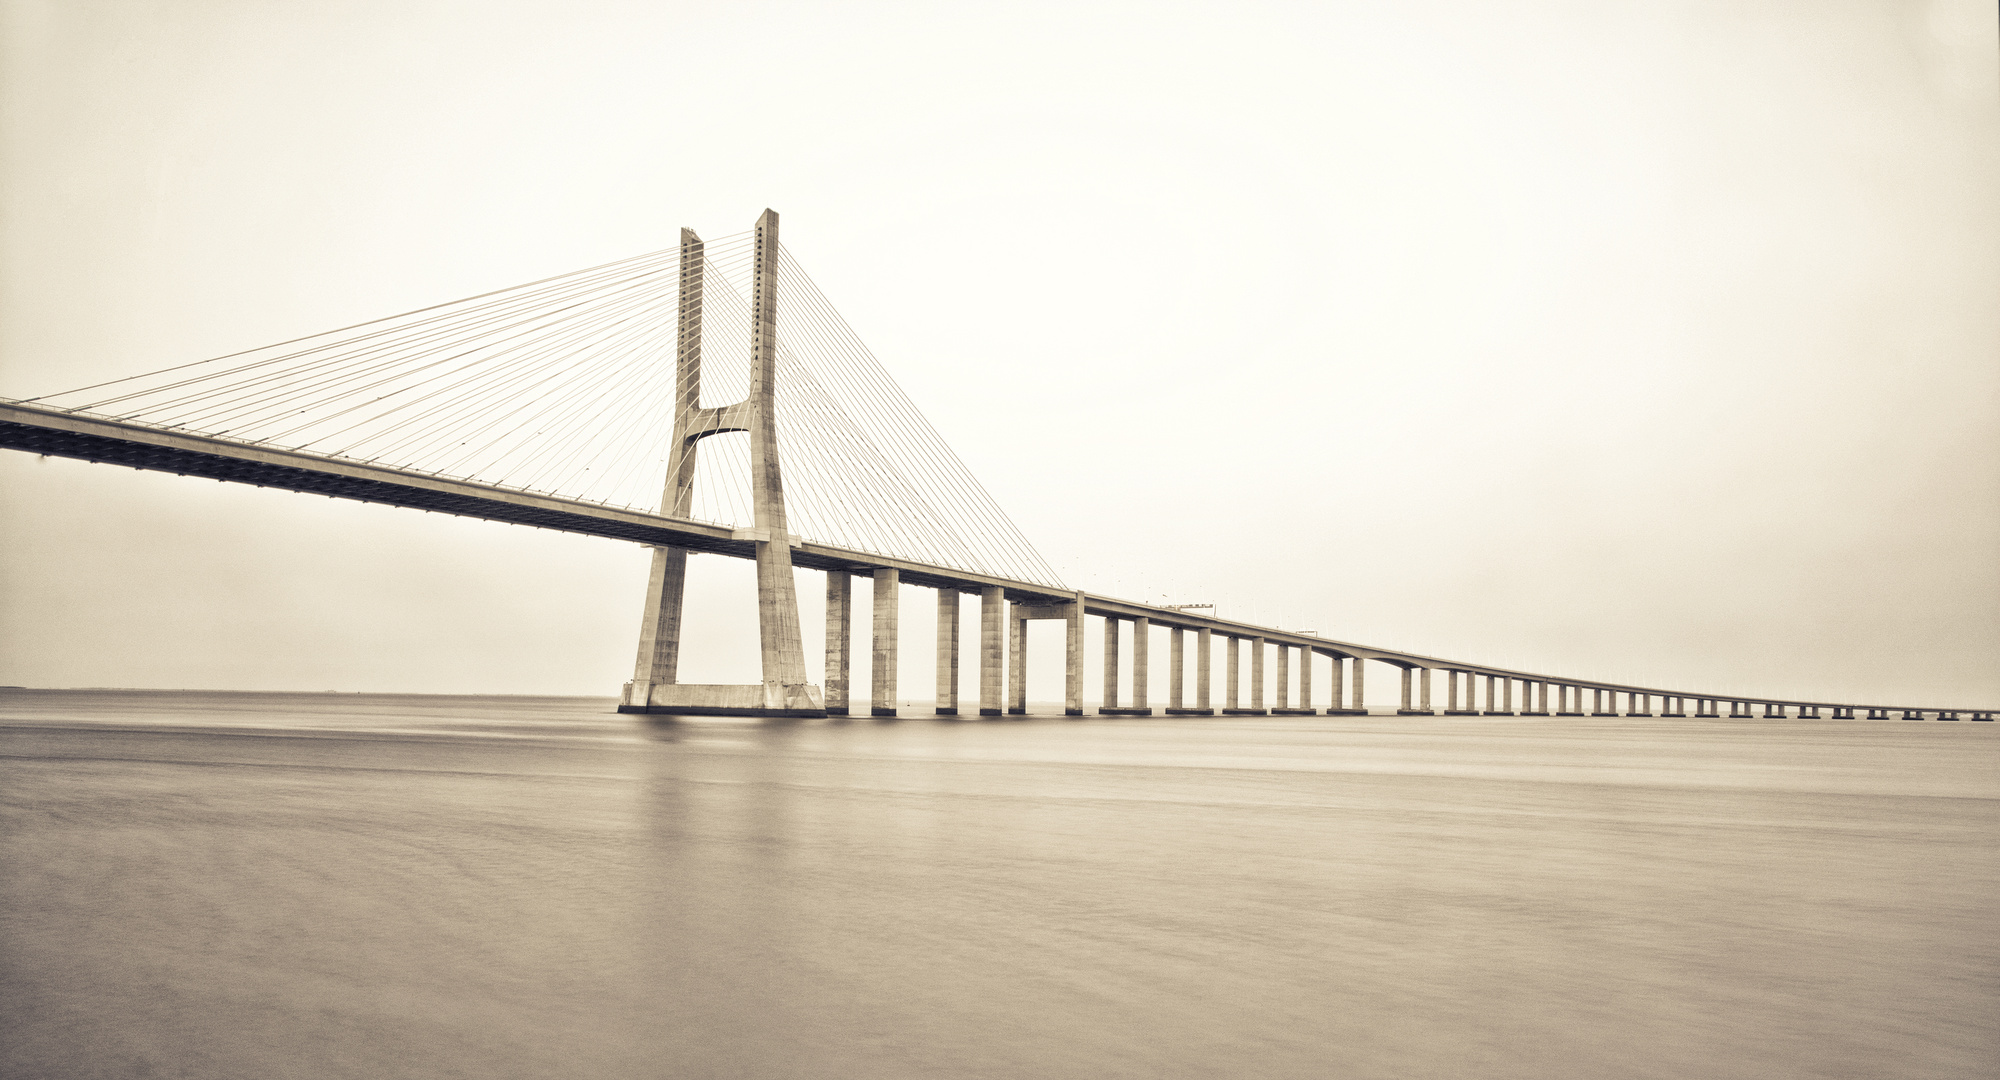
[825,572,852,715]
[620,213,823,717]
[935,589,959,715]
[625,229,705,712]
[980,587,1004,716]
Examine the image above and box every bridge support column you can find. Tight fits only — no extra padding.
[1274,644,1314,715]
[872,569,899,717]
[1249,637,1267,714]
[1329,655,1358,714]
[1102,617,1121,711]
[1169,628,1185,710]
[1105,616,1152,715]
[1352,658,1366,714]
[1133,618,1149,711]
[1629,693,1649,717]
[1484,674,1509,716]
[1011,603,1028,715]
[1196,628,1213,712]
[935,590,959,715]
[979,587,1004,716]
[1594,689,1616,716]
[1398,665,1434,716]
[1226,637,1240,711]
[1063,592,1084,715]
[825,572,852,715]
[1276,647,1291,709]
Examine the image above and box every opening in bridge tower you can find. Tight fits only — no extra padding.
[621,209,822,717]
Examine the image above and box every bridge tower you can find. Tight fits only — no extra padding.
[620,210,824,717]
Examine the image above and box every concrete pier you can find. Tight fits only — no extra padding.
[1064,592,1084,715]
[1273,645,1314,714]
[1195,628,1213,712]
[825,572,852,715]
[1132,617,1150,713]
[1328,655,1363,714]
[1102,618,1120,710]
[1629,693,1650,717]
[1169,628,1184,710]
[1444,670,1474,715]
[1103,616,1153,716]
[1225,637,1241,711]
[980,587,1003,716]
[872,568,899,717]
[1010,603,1028,714]
[1398,665,1434,715]
[935,589,959,715]
[1485,674,1512,716]
[1248,637,1268,714]
[1276,647,1291,710]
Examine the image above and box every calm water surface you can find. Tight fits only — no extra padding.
[2,690,1995,1079]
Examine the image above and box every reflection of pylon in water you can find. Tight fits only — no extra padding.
[622,211,819,717]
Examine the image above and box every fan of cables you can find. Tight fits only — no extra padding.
[21,233,1064,589]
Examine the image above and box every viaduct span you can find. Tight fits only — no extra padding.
[3,211,1990,722]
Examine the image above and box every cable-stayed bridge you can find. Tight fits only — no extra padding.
[3,210,1990,721]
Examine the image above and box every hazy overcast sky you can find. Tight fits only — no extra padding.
[2,0,1995,707]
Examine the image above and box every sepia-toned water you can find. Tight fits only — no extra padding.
[2,690,1994,1079]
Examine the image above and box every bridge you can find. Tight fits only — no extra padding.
[4,210,1991,722]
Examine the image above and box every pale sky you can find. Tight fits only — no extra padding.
[2,0,1995,707]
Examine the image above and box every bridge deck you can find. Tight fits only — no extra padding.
[3,401,1985,715]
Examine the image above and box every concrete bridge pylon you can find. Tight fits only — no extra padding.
[620,210,824,717]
